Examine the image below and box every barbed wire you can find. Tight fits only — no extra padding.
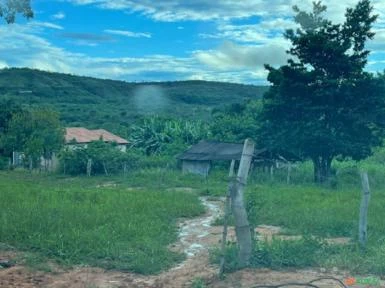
[251,276,347,288]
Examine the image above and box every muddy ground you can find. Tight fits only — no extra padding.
[0,197,381,288]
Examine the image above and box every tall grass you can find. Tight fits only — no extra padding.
[0,171,204,274]
[212,150,385,275]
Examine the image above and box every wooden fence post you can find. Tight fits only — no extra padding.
[87,159,92,177]
[219,159,236,277]
[287,162,292,185]
[359,172,371,249]
[231,139,254,267]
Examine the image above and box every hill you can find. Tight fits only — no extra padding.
[0,68,268,129]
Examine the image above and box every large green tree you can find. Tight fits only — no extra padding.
[0,0,33,23]
[210,100,262,142]
[259,0,385,183]
[1,107,64,169]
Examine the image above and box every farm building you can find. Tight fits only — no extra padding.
[177,140,300,178]
[177,140,256,177]
[65,127,129,151]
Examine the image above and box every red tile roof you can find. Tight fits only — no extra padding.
[65,127,128,144]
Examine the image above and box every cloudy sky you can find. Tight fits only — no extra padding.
[0,0,385,84]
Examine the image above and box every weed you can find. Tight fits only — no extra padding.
[190,277,207,288]
[0,171,204,274]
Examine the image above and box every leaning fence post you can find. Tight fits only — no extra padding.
[219,159,236,277]
[359,172,371,249]
[231,139,254,268]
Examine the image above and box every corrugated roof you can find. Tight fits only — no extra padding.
[65,127,128,144]
[177,141,245,161]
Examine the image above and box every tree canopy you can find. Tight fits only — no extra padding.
[0,0,33,23]
[0,107,64,168]
[259,0,385,183]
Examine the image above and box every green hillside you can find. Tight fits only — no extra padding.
[0,68,268,128]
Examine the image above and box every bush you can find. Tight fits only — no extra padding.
[0,156,9,170]
[59,141,140,176]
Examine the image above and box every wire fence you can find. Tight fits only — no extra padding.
[251,277,347,288]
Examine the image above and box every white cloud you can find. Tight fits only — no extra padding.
[0,23,262,83]
[368,28,385,51]
[2,0,385,85]
[200,19,296,44]
[0,60,8,69]
[104,29,151,38]
[66,1,385,23]
[29,21,64,30]
[52,12,66,20]
[194,41,288,70]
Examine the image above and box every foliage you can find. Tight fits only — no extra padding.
[0,171,204,274]
[0,99,22,134]
[0,99,22,156]
[128,116,210,155]
[0,155,8,169]
[0,68,267,131]
[59,140,138,175]
[0,0,33,23]
[259,0,385,183]
[210,100,262,142]
[190,277,207,288]
[213,237,332,273]
[0,107,64,168]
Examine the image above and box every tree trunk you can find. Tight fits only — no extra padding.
[231,139,254,268]
[312,156,332,183]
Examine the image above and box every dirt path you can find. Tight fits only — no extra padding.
[0,196,382,288]
[0,196,224,288]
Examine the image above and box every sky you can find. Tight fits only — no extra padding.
[0,0,385,84]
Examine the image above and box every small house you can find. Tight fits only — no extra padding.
[177,141,246,177]
[177,140,297,178]
[65,127,129,152]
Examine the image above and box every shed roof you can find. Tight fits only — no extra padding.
[177,141,246,161]
[65,127,129,144]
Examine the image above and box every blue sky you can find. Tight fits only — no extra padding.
[0,0,385,84]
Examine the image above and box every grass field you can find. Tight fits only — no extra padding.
[215,160,385,275]
[2,159,385,276]
[0,171,205,274]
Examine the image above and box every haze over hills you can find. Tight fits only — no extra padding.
[0,68,268,129]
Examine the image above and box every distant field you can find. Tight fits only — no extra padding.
[0,171,205,274]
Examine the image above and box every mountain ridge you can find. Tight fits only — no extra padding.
[0,68,268,130]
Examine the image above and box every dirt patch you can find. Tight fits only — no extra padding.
[166,187,199,193]
[96,182,118,188]
[208,268,382,288]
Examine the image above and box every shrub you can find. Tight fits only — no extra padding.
[0,156,9,170]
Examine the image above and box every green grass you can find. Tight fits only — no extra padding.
[211,166,385,275]
[3,158,385,276]
[0,171,205,274]
[206,156,385,276]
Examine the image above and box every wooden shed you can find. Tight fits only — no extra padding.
[177,141,246,177]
